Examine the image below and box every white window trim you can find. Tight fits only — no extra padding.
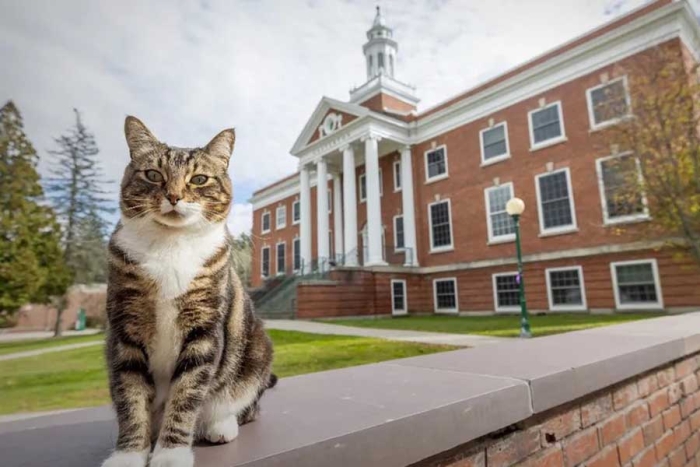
[391,279,408,315]
[260,246,271,279]
[275,241,286,276]
[610,259,664,311]
[595,152,650,226]
[528,101,567,151]
[586,76,631,131]
[492,272,521,313]
[545,266,588,312]
[479,121,511,166]
[535,167,578,237]
[358,169,383,203]
[433,277,458,313]
[393,214,405,252]
[292,200,301,225]
[484,182,516,244]
[292,237,301,273]
[393,160,402,192]
[428,198,455,254]
[424,144,449,184]
[275,205,287,230]
[261,212,271,234]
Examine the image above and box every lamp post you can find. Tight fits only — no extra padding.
[506,197,531,338]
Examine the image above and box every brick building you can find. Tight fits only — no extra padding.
[250,1,700,318]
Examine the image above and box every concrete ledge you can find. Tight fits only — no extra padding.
[2,313,700,466]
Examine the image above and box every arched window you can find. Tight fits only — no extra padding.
[389,55,394,77]
[378,52,385,71]
[368,55,373,77]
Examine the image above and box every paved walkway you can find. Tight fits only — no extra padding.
[0,341,105,362]
[264,319,509,347]
[0,329,100,343]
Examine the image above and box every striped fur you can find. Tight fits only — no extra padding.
[102,117,274,467]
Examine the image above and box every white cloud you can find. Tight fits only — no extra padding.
[3,0,695,223]
[227,203,253,236]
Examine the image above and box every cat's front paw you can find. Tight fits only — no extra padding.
[202,416,239,444]
[149,446,194,467]
[100,449,149,467]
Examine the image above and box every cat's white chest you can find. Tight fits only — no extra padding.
[114,219,227,411]
[115,220,226,300]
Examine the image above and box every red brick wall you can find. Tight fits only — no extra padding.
[295,247,700,317]
[13,284,107,331]
[418,351,700,467]
[358,92,416,114]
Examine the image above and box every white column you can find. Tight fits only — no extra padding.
[342,144,358,266]
[363,134,386,266]
[401,145,418,266]
[333,173,343,262]
[299,165,312,274]
[316,157,330,271]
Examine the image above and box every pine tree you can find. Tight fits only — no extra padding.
[0,101,71,323]
[46,109,114,284]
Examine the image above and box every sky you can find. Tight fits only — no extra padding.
[2,0,693,235]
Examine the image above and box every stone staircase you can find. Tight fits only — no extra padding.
[252,275,301,319]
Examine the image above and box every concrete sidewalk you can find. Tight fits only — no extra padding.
[0,329,100,342]
[264,319,509,347]
[0,341,105,362]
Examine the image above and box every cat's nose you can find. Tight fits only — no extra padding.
[167,194,181,206]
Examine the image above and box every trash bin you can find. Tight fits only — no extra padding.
[75,308,86,331]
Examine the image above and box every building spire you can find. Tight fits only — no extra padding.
[373,5,384,27]
[364,6,396,79]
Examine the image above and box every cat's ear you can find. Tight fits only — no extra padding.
[204,129,236,167]
[124,116,160,160]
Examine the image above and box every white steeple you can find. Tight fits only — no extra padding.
[363,6,398,80]
[350,6,418,110]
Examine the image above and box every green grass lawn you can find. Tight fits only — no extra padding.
[0,329,454,415]
[0,333,105,356]
[327,313,665,338]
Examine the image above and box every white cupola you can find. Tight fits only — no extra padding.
[363,6,398,79]
[350,6,418,111]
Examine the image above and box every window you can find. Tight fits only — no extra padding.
[425,146,448,182]
[493,272,520,312]
[528,102,565,148]
[596,154,648,225]
[485,183,516,243]
[276,205,286,229]
[261,212,271,234]
[428,199,453,252]
[261,246,270,278]
[394,215,405,250]
[378,52,385,70]
[276,242,286,275]
[433,278,458,312]
[293,238,301,272]
[391,280,407,315]
[611,260,663,310]
[359,169,383,202]
[546,266,587,311]
[393,160,402,191]
[535,168,577,235]
[587,77,630,129]
[480,122,510,164]
[292,200,300,225]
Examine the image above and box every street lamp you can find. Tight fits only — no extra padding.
[506,197,532,338]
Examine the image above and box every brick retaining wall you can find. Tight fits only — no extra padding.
[421,352,700,467]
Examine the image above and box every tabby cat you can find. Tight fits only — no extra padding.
[101,117,275,467]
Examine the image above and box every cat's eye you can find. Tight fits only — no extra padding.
[144,170,164,183]
[190,175,208,186]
